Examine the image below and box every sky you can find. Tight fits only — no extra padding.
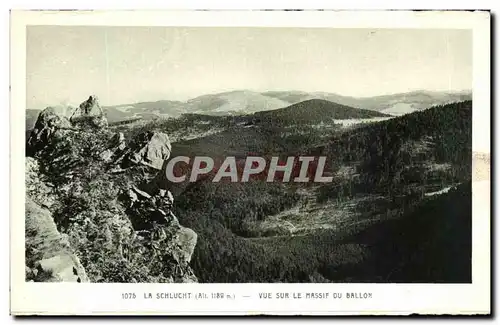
[26,26,472,109]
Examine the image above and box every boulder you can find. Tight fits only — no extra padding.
[127,131,171,170]
[25,197,88,282]
[69,95,108,129]
[34,255,84,283]
[171,226,198,264]
[26,107,72,156]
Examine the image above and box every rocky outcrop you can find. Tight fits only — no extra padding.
[27,97,110,158]
[25,104,198,283]
[26,107,72,156]
[25,197,88,282]
[125,131,172,170]
[99,130,172,171]
[125,185,198,282]
[122,130,197,281]
[69,95,108,129]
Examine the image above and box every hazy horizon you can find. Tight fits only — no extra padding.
[25,87,474,110]
[27,26,472,109]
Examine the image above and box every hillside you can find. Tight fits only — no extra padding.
[355,90,472,115]
[348,181,472,283]
[253,99,390,125]
[263,90,361,108]
[185,90,289,115]
[314,100,472,196]
[166,100,472,282]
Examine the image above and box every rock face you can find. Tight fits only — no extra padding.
[26,107,72,156]
[126,131,172,170]
[25,198,88,282]
[26,157,56,209]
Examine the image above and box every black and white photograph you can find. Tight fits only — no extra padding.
[11,10,491,315]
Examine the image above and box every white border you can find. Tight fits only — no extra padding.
[10,10,491,316]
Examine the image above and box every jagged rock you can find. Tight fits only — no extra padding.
[126,131,171,170]
[140,220,197,283]
[70,95,108,129]
[125,185,176,230]
[171,226,197,265]
[25,197,88,282]
[26,107,72,156]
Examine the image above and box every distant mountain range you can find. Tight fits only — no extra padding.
[263,90,472,115]
[26,89,472,129]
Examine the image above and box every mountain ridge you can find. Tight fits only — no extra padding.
[26,89,472,129]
